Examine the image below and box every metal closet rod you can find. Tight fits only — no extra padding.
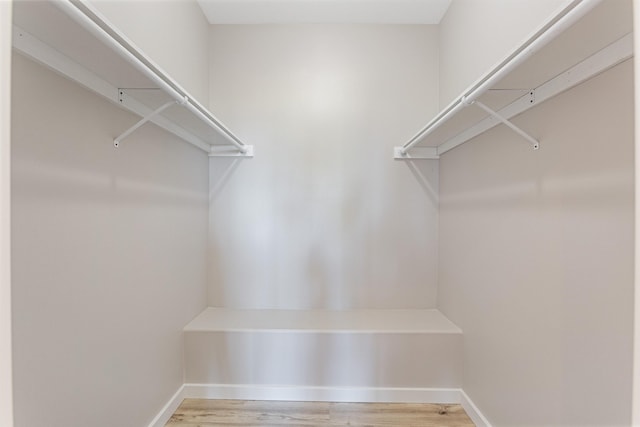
[54,0,248,153]
[400,0,602,155]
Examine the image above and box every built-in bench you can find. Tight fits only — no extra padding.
[183,308,463,404]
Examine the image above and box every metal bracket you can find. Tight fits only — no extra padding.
[114,95,186,147]
[527,90,535,106]
[464,97,539,150]
[393,146,439,160]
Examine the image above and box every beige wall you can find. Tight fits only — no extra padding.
[90,0,210,106]
[438,0,570,109]
[634,1,640,422]
[11,54,209,427]
[0,1,13,425]
[207,25,440,309]
[438,60,634,426]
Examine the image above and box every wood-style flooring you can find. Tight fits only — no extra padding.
[165,399,476,426]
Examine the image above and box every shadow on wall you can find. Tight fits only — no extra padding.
[404,160,438,206]
[208,156,244,305]
[207,149,440,309]
[209,157,242,203]
[12,121,210,208]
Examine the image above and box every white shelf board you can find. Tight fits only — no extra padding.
[494,0,632,91]
[11,0,249,154]
[120,89,233,146]
[12,1,153,95]
[410,0,633,152]
[422,89,531,148]
[184,307,462,334]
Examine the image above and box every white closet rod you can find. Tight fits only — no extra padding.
[399,0,602,155]
[54,0,248,154]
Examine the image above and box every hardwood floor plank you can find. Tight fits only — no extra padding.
[165,399,475,427]
[166,399,330,426]
[330,402,474,427]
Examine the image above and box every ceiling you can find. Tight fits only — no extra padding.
[196,0,452,25]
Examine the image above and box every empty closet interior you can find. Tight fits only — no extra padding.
[8,0,635,426]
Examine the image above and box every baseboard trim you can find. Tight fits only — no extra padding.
[460,390,493,427]
[147,384,185,427]
[148,383,492,427]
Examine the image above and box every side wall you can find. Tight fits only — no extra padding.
[11,55,209,427]
[438,61,634,426]
[438,0,571,108]
[89,0,210,105]
[634,1,640,423]
[207,25,440,309]
[0,1,13,425]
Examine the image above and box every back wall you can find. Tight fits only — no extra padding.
[207,25,440,309]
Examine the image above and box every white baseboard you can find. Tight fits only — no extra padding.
[460,390,493,427]
[147,384,185,427]
[183,383,461,404]
[147,383,492,427]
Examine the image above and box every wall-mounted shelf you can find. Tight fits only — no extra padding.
[395,0,633,160]
[12,0,253,157]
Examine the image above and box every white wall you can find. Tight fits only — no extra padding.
[0,1,13,426]
[207,25,440,309]
[11,54,209,427]
[438,60,634,426]
[633,1,640,423]
[438,0,571,109]
[90,0,210,106]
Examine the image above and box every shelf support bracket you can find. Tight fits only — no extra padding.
[464,97,539,150]
[114,97,187,148]
[393,146,439,160]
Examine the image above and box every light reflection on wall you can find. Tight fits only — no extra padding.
[208,24,440,309]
